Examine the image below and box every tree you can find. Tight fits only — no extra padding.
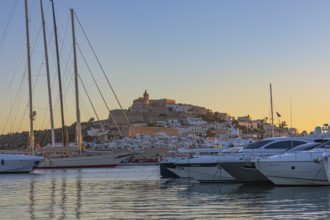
[260,117,268,124]
[206,128,217,138]
[279,121,288,128]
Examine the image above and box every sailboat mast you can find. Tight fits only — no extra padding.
[40,0,55,147]
[50,0,66,147]
[270,83,274,137]
[24,0,35,155]
[290,94,292,129]
[71,8,82,152]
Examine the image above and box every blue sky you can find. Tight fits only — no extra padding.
[0,0,330,134]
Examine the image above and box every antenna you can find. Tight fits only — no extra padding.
[290,94,292,129]
[270,83,274,137]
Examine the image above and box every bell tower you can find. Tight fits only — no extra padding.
[143,90,149,104]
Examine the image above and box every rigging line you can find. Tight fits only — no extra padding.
[46,31,65,127]
[61,47,75,124]
[77,74,108,136]
[37,106,51,146]
[44,27,59,91]
[78,64,122,136]
[0,27,28,100]
[36,104,52,135]
[11,76,26,132]
[76,43,111,112]
[22,19,43,128]
[15,101,28,133]
[1,74,25,134]
[55,11,72,72]
[15,49,44,133]
[76,43,122,134]
[30,25,42,60]
[0,0,18,51]
[33,46,59,145]
[48,9,71,92]
[59,12,72,61]
[214,163,222,181]
[74,13,132,127]
[14,107,28,135]
[9,82,12,133]
[61,71,74,124]
[2,0,36,99]
[47,16,73,127]
[2,49,25,96]
[55,12,75,119]
[79,90,93,123]
[40,0,55,147]
[312,159,326,185]
[71,66,95,125]
[53,12,88,127]
[49,26,63,131]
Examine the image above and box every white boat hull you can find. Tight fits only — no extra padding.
[37,152,132,169]
[167,167,191,178]
[177,166,235,182]
[256,160,329,186]
[220,161,270,183]
[0,154,44,173]
[171,137,314,182]
[173,155,238,182]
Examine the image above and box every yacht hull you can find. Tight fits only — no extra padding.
[256,160,329,186]
[171,164,236,182]
[0,154,44,173]
[160,162,179,178]
[167,166,191,178]
[220,161,270,183]
[37,153,132,169]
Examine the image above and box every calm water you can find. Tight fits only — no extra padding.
[0,166,329,219]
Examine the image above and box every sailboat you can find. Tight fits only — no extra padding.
[36,5,134,169]
[0,0,45,173]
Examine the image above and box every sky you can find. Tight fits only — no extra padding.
[0,0,330,135]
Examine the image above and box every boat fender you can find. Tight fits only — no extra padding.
[314,156,327,164]
[1,159,4,165]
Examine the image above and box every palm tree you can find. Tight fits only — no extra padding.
[279,121,288,129]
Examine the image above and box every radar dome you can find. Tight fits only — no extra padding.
[314,126,322,135]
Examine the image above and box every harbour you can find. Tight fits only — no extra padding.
[1,165,330,219]
[1,1,330,219]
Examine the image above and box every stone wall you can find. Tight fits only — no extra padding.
[128,127,179,137]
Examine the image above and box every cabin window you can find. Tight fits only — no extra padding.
[243,140,273,149]
[264,140,308,149]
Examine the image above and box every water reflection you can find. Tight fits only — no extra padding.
[173,179,330,220]
[28,176,36,220]
[49,177,55,219]
[27,166,161,219]
[1,166,330,219]
[75,173,82,219]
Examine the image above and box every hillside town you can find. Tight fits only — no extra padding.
[0,90,312,153]
[89,90,298,140]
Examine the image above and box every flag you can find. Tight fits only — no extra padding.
[276,112,281,117]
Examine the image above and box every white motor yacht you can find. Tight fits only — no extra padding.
[220,142,320,183]
[172,154,237,182]
[173,137,314,183]
[0,154,44,173]
[255,140,330,186]
[160,147,233,178]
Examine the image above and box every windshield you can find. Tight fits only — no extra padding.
[243,140,273,149]
[313,140,330,149]
[285,143,320,153]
